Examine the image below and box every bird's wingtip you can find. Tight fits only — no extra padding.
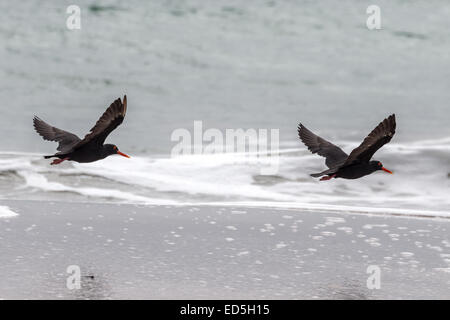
[298,123,308,134]
[123,95,127,115]
[297,124,306,140]
[389,114,396,125]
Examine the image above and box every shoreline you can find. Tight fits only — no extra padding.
[3,199,450,221]
[0,200,449,299]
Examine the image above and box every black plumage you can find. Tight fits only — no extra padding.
[34,96,130,165]
[298,114,396,180]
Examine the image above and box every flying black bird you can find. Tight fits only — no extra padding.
[34,95,130,165]
[298,114,396,180]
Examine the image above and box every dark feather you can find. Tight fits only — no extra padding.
[74,95,127,148]
[310,167,338,177]
[344,114,396,165]
[298,124,348,168]
[33,116,81,153]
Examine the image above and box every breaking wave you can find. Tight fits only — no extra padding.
[0,137,449,218]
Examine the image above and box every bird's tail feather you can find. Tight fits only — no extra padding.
[310,168,337,178]
[44,155,56,159]
[310,172,324,178]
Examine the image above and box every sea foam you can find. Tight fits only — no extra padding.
[0,206,18,218]
[0,136,449,218]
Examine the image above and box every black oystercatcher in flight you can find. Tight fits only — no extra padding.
[34,96,130,165]
[298,114,396,181]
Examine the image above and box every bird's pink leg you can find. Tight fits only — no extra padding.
[320,174,337,181]
[51,157,70,165]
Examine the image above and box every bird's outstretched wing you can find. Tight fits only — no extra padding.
[33,116,81,153]
[344,114,396,165]
[298,124,348,168]
[75,95,127,148]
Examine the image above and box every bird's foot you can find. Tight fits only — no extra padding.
[50,157,69,165]
[320,174,336,181]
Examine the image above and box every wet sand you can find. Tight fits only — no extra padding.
[0,200,449,299]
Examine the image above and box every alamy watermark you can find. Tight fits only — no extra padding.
[366,5,381,30]
[366,265,381,289]
[66,5,81,30]
[66,265,81,290]
[171,121,280,175]
[65,4,381,31]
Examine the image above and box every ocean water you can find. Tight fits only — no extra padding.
[0,1,449,216]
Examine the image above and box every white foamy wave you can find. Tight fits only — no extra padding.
[195,201,450,219]
[15,170,177,205]
[0,137,449,218]
[70,154,299,202]
[0,206,18,218]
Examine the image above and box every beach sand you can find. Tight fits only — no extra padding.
[0,200,449,299]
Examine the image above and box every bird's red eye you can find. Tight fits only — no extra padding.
[114,146,117,151]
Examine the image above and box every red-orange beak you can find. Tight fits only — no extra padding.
[382,167,393,174]
[117,150,130,158]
